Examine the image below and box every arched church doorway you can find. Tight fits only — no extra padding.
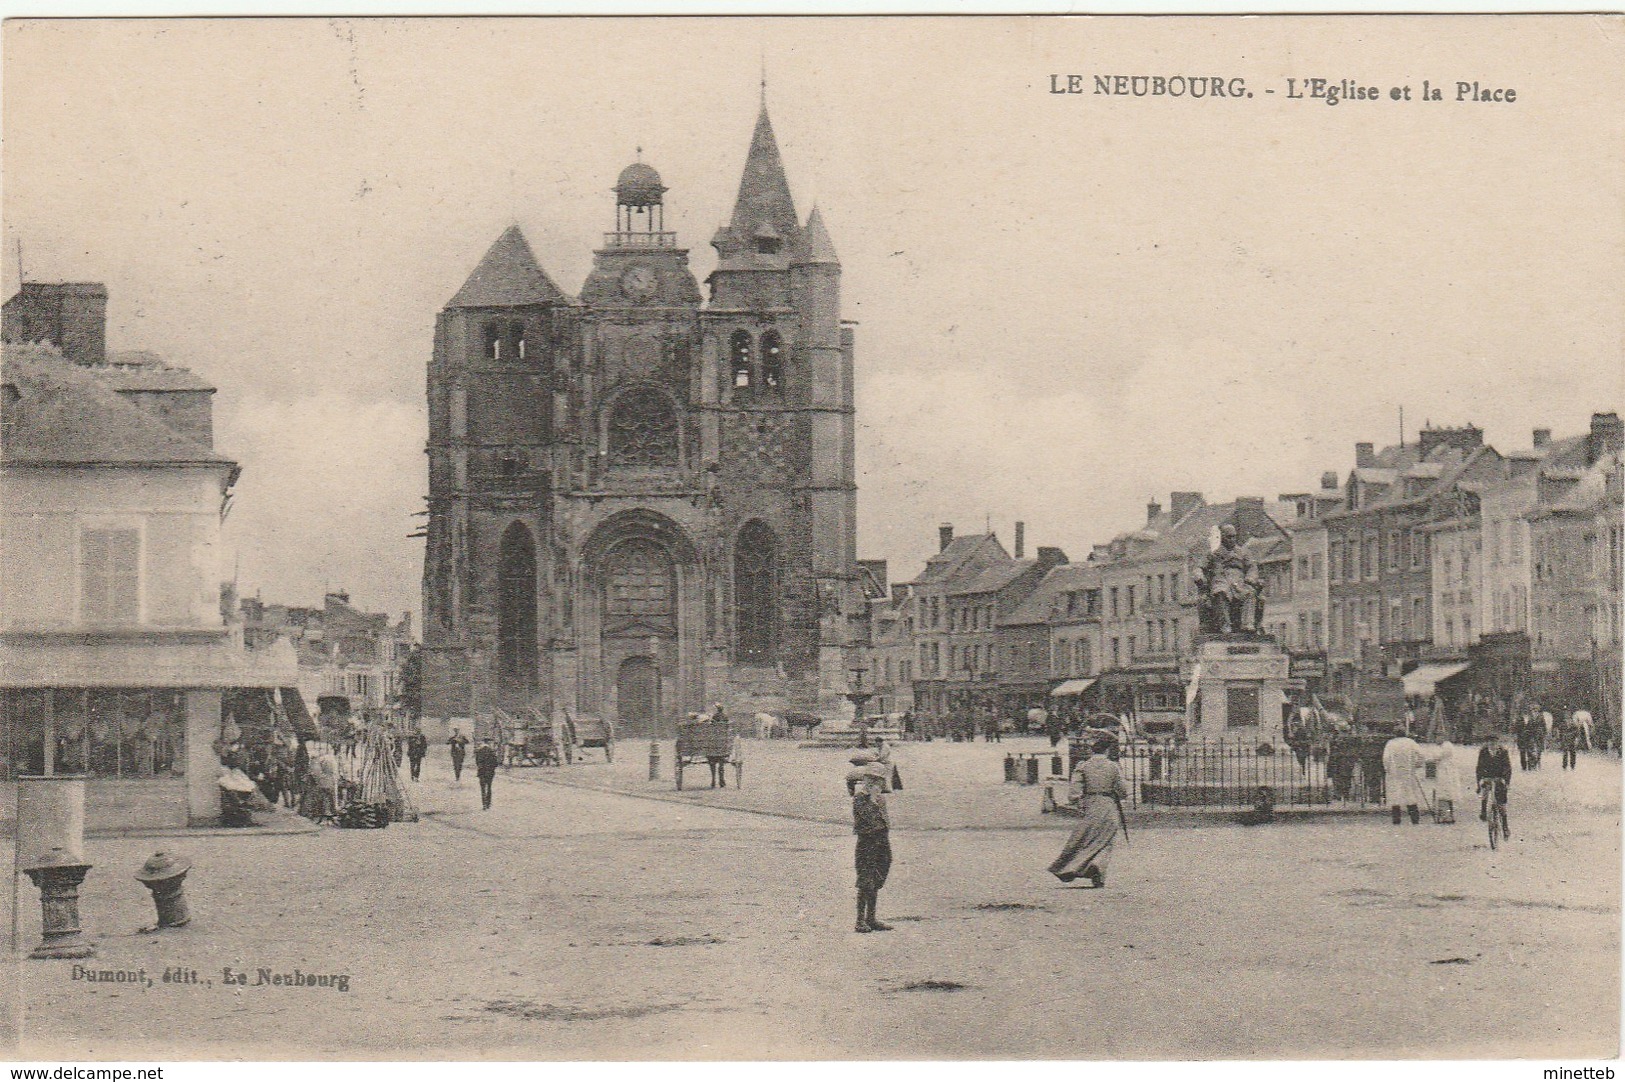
[616,656,661,739]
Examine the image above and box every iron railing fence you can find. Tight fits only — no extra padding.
[1066,738,1396,809]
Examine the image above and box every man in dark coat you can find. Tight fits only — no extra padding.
[1476,731,1514,833]
[447,727,469,783]
[406,727,428,781]
[474,739,500,810]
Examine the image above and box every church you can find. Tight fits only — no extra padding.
[420,103,861,739]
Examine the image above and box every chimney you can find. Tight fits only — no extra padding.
[1417,424,1484,459]
[1532,428,1552,450]
[1014,521,1026,559]
[1589,412,1623,466]
[1146,499,1163,524]
[1320,471,1339,491]
[938,523,954,552]
[1169,491,1205,520]
[1,282,108,367]
[1355,442,1376,468]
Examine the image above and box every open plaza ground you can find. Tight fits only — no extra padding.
[3,737,1619,1060]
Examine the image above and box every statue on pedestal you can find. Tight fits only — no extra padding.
[1195,524,1264,636]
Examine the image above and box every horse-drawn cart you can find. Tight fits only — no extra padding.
[572,714,613,763]
[675,717,741,790]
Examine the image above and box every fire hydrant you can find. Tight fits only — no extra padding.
[21,846,95,960]
[648,741,661,781]
[135,852,192,930]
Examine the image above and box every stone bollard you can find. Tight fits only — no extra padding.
[22,847,95,960]
[135,852,193,930]
[648,741,661,781]
[1003,754,1016,783]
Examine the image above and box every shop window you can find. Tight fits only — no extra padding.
[2,689,185,780]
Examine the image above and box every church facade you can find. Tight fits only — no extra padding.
[420,105,860,739]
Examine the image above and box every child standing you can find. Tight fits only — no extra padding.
[850,761,893,933]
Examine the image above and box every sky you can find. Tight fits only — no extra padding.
[4,15,1622,623]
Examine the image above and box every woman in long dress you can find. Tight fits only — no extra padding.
[1048,740,1128,888]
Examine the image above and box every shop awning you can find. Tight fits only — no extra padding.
[1403,662,1471,697]
[1050,678,1097,697]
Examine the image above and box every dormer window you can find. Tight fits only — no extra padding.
[753,222,783,255]
[731,330,753,389]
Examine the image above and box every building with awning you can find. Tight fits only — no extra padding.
[1403,661,1471,698]
[1050,678,1096,697]
[1,319,296,832]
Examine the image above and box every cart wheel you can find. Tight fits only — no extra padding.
[676,761,684,791]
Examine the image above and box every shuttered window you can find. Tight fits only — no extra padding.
[81,529,140,624]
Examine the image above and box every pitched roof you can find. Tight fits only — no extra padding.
[1535,452,1621,516]
[948,560,1032,598]
[914,532,1001,583]
[447,226,569,309]
[1002,563,1099,626]
[2,345,232,468]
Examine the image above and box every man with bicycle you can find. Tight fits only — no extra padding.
[1476,731,1514,836]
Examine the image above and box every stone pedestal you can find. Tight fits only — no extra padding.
[22,847,94,960]
[1186,635,1292,746]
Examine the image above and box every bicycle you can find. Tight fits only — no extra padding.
[1479,777,1509,849]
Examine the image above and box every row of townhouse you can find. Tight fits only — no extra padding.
[239,591,415,721]
[863,413,1622,741]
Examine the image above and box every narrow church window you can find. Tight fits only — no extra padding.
[735,520,779,662]
[484,323,503,361]
[510,321,527,361]
[761,331,783,390]
[497,523,538,689]
[607,388,679,469]
[731,330,753,389]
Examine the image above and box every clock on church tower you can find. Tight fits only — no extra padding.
[579,156,703,310]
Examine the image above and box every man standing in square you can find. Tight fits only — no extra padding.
[474,739,500,810]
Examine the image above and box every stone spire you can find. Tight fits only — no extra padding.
[793,205,839,267]
[716,106,801,267]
